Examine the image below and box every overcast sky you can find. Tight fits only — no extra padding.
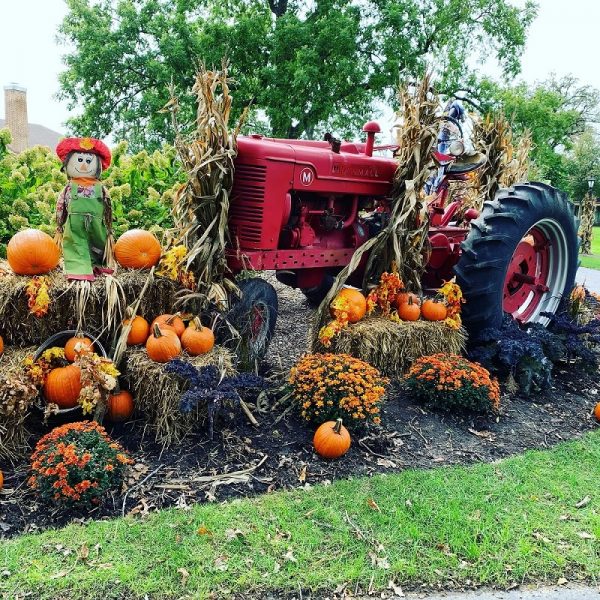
[0,0,599,136]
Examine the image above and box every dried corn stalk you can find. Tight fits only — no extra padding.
[579,191,595,254]
[312,76,438,343]
[165,61,246,309]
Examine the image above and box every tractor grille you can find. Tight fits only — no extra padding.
[230,164,267,245]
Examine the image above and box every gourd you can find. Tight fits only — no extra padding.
[151,313,186,338]
[181,318,215,356]
[331,287,367,323]
[146,324,182,363]
[64,335,94,362]
[421,299,448,321]
[114,229,161,269]
[123,313,150,346]
[7,229,60,275]
[313,419,351,459]
[107,390,134,422]
[43,365,82,409]
[398,297,421,321]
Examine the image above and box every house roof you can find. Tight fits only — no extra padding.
[0,119,63,150]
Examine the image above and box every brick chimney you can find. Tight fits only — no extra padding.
[4,84,29,152]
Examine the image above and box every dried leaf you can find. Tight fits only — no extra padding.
[557,577,568,586]
[197,525,212,536]
[225,528,246,541]
[577,531,595,540]
[283,549,298,563]
[367,498,381,512]
[77,543,89,561]
[298,465,307,483]
[177,567,190,585]
[575,496,591,509]
[388,580,405,597]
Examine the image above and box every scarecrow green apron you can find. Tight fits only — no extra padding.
[62,182,107,280]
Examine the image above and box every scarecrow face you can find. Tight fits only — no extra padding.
[65,152,100,179]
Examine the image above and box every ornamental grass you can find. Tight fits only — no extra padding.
[289,353,388,427]
[28,421,132,508]
[404,353,500,413]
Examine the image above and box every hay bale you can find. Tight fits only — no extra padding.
[0,346,37,461]
[312,318,467,378]
[123,346,235,446]
[0,262,179,347]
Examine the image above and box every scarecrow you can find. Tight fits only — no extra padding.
[55,137,114,281]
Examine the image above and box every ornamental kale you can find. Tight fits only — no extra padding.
[165,360,268,439]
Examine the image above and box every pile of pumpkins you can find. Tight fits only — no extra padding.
[41,334,133,422]
[5,227,163,276]
[333,287,448,323]
[123,313,215,363]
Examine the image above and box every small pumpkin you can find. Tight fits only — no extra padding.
[0,469,3,490]
[330,287,367,323]
[43,364,82,409]
[181,317,215,356]
[396,291,421,308]
[398,296,420,321]
[146,324,182,363]
[421,299,447,321]
[0,334,4,357]
[594,402,600,422]
[313,419,351,459]
[64,335,94,362]
[114,229,162,269]
[7,228,60,275]
[151,313,186,338]
[123,314,150,346]
[107,390,134,422]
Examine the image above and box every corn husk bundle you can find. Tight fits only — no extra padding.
[314,318,466,379]
[468,114,531,212]
[166,61,246,311]
[311,76,438,345]
[0,347,37,460]
[123,346,235,446]
[0,263,179,347]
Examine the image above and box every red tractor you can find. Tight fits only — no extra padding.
[226,121,579,360]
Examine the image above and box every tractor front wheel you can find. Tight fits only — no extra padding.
[455,182,578,336]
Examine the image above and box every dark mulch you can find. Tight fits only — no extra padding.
[1,275,599,538]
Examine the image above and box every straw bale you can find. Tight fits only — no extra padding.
[312,317,467,378]
[123,346,235,446]
[0,346,37,461]
[0,262,179,347]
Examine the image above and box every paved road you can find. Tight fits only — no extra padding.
[397,584,600,599]
[577,267,600,293]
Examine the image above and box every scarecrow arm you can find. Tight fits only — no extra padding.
[55,185,71,231]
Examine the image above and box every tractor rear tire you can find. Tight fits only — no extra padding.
[454,182,578,337]
[227,277,278,365]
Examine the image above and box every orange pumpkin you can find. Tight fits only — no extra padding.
[594,402,600,422]
[421,299,447,321]
[181,318,215,356]
[398,297,420,321]
[64,336,94,362]
[43,365,81,409]
[313,419,351,459]
[107,390,134,422]
[330,287,367,323]
[114,229,162,269]
[146,324,182,363]
[0,334,4,357]
[396,291,421,308]
[124,315,150,345]
[151,314,186,338]
[7,229,60,275]
[0,469,3,490]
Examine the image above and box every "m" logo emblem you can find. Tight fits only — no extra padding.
[299,167,314,186]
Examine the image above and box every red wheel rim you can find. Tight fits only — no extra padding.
[250,304,266,341]
[503,227,551,322]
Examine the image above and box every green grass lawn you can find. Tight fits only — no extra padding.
[580,227,600,269]
[2,431,600,599]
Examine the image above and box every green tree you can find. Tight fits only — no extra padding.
[58,0,537,149]
[564,129,600,202]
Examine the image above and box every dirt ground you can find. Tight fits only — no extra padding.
[1,275,599,538]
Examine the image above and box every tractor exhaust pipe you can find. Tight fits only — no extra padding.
[362,121,381,157]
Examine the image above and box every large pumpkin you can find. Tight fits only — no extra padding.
[7,229,60,275]
[64,335,94,362]
[331,287,367,323]
[146,324,182,363]
[313,419,351,459]
[114,229,162,269]
[181,318,215,356]
[107,390,134,422]
[421,299,447,321]
[123,315,150,346]
[151,313,186,338]
[43,365,81,409]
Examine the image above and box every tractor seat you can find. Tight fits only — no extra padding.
[446,151,486,175]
